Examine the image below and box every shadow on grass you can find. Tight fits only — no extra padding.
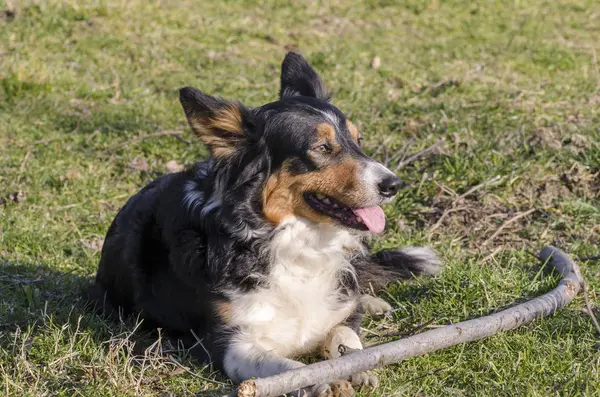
[0,259,230,394]
[0,259,171,356]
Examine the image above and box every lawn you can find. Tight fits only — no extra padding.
[1,0,599,396]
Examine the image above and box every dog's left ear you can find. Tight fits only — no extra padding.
[280,52,331,101]
[179,87,253,159]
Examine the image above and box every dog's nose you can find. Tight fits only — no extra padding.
[378,175,403,197]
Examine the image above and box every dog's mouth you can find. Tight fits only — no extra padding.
[304,192,386,233]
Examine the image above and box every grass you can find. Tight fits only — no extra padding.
[1,0,599,395]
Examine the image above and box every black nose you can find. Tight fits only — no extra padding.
[378,175,403,197]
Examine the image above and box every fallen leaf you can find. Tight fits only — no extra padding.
[65,168,82,180]
[371,56,381,69]
[130,156,149,171]
[165,160,184,173]
[81,238,104,253]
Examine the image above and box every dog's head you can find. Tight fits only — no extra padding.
[179,53,402,234]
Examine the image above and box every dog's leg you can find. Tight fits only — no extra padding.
[224,339,357,397]
[223,340,304,383]
[359,294,392,318]
[321,325,379,390]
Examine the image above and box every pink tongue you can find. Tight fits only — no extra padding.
[352,206,386,233]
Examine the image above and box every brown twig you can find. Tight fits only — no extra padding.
[383,145,389,167]
[457,175,502,202]
[583,282,600,336]
[19,149,31,174]
[387,138,415,167]
[480,246,503,264]
[482,208,537,247]
[578,255,600,262]
[31,137,63,146]
[369,137,392,160]
[375,318,437,339]
[394,139,443,171]
[229,247,583,397]
[405,366,447,383]
[171,134,191,145]
[429,206,468,233]
[107,130,185,151]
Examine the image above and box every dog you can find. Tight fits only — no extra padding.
[89,52,442,396]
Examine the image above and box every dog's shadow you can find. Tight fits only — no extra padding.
[0,260,231,395]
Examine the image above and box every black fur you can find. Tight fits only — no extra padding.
[89,52,440,380]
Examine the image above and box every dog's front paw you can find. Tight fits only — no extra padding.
[350,371,379,389]
[312,379,355,397]
[360,295,392,318]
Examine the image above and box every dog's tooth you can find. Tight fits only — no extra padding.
[356,216,363,223]
[315,193,325,200]
[323,198,331,205]
[332,203,339,208]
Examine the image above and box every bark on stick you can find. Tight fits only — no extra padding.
[232,246,583,397]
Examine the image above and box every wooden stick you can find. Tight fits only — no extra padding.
[230,247,583,397]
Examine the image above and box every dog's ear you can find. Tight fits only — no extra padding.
[279,52,331,101]
[179,87,253,158]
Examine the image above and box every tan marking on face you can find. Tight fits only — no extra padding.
[263,157,369,226]
[314,122,342,154]
[187,105,244,158]
[316,122,336,143]
[214,300,233,323]
[346,120,361,143]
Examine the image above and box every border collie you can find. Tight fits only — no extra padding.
[89,52,442,396]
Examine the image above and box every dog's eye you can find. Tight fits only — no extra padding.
[315,144,333,154]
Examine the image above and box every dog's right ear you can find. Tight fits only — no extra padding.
[179,87,253,159]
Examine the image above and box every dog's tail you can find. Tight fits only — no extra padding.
[355,247,443,292]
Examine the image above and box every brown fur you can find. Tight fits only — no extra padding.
[346,120,361,143]
[215,301,233,323]
[188,105,244,158]
[262,155,369,225]
[315,122,339,151]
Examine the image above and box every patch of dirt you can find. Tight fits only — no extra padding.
[516,163,599,206]
[422,163,599,249]
[560,162,600,198]
[527,127,596,154]
[425,190,523,249]
[563,133,592,155]
[527,127,562,150]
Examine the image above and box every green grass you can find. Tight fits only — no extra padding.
[1,0,599,395]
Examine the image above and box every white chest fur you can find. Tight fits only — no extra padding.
[226,218,362,357]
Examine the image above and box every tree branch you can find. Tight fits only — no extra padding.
[230,246,583,397]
